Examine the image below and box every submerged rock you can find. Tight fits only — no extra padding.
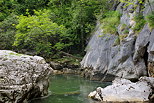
[0,50,53,103]
[89,77,154,102]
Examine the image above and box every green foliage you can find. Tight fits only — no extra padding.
[0,0,50,21]
[120,24,127,31]
[14,0,49,15]
[146,12,154,29]
[0,13,18,49]
[119,0,144,7]
[13,10,71,57]
[133,14,146,32]
[0,0,18,21]
[123,29,129,34]
[113,36,120,46]
[48,0,109,52]
[101,11,121,34]
[0,0,111,56]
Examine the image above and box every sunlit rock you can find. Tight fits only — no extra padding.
[89,77,154,102]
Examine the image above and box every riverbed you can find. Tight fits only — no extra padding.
[30,74,111,103]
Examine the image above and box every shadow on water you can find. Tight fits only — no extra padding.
[30,74,111,103]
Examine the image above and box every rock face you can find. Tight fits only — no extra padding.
[88,77,154,102]
[81,0,154,81]
[0,50,53,103]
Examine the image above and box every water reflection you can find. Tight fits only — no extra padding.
[30,74,111,103]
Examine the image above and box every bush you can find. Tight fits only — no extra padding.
[120,24,127,31]
[113,36,120,46]
[146,12,154,30]
[123,29,129,34]
[101,11,121,34]
[133,14,146,32]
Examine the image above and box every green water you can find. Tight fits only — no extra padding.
[31,74,111,103]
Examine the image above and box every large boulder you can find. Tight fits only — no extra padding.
[0,50,53,103]
[89,77,154,102]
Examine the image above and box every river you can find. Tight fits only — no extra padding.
[30,74,111,103]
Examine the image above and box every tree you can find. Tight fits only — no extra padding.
[0,0,19,21]
[0,13,18,49]
[48,0,109,53]
[13,9,71,57]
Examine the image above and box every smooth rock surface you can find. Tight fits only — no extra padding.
[0,50,53,103]
[89,77,154,102]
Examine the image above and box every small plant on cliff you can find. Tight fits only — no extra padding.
[146,12,154,30]
[113,36,120,46]
[123,29,129,34]
[101,11,121,34]
[119,34,128,42]
[120,24,127,31]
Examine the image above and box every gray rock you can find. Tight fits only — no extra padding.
[139,76,154,88]
[49,61,63,70]
[148,29,154,61]
[120,12,130,26]
[81,21,147,81]
[0,50,53,103]
[89,77,154,102]
[133,24,151,61]
[147,30,154,77]
[81,0,154,81]
[143,0,154,16]
[81,22,117,81]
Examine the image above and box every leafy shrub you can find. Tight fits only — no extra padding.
[101,11,121,34]
[146,12,154,29]
[113,36,120,46]
[120,24,127,31]
[123,29,129,34]
[133,14,146,32]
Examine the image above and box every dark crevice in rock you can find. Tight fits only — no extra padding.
[144,43,149,68]
[129,78,139,83]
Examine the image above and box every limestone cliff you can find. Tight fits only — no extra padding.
[81,0,154,81]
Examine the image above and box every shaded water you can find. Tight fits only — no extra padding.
[31,74,111,103]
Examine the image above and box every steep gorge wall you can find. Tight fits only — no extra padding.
[81,0,154,81]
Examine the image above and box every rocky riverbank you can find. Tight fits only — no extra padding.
[48,54,81,75]
[0,50,53,103]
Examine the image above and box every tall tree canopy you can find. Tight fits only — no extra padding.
[0,0,111,57]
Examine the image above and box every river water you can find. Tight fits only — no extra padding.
[31,74,111,103]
